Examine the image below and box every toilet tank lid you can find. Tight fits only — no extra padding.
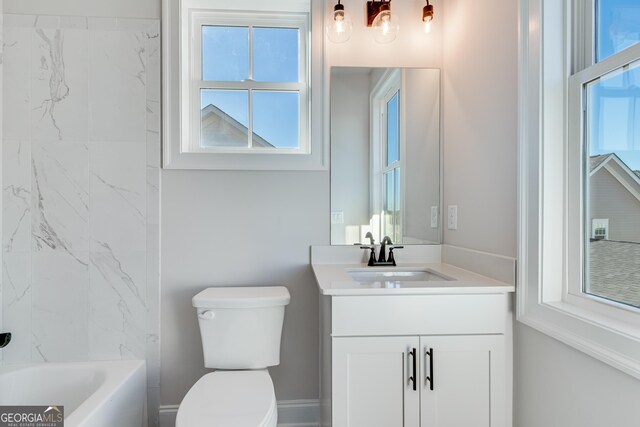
[192,286,291,309]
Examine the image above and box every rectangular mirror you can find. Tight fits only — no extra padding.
[330,67,441,245]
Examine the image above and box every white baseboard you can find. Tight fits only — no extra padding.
[159,399,320,427]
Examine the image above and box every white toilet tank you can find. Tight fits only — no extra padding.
[192,286,290,369]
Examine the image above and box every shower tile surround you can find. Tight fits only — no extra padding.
[1,14,161,425]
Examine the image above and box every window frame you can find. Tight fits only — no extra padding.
[188,11,309,154]
[567,42,640,321]
[518,0,640,379]
[162,0,326,170]
[370,69,404,243]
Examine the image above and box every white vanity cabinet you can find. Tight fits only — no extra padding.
[320,293,511,427]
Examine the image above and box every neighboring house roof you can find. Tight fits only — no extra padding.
[590,153,640,204]
[590,239,640,308]
[200,104,274,148]
[590,153,611,172]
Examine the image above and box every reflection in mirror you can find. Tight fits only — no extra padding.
[330,67,441,245]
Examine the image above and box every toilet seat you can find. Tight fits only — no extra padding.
[176,370,277,427]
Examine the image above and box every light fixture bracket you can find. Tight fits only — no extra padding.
[423,1,434,22]
[366,0,391,27]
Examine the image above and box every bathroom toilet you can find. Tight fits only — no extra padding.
[176,286,290,427]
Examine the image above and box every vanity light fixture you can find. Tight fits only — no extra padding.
[422,0,434,33]
[328,0,434,44]
[367,0,399,44]
[326,0,353,43]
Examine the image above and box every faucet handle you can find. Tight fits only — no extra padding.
[360,246,377,266]
[387,246,404,266]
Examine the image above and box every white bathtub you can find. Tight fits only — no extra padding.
[0,360,146,427]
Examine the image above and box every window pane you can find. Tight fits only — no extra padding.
[383,171,395,239]
[200,90,249,148]
[252,91,299,149]
[394,168,401,243]
[585,60,640,308]
[253,27,299,83]
[596,0,640,62]
[202,26,249,81]
[386,91,400,166]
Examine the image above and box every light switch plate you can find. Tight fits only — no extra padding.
[431,206,438,228]
[447,205,458,230]
[331,211,344,224]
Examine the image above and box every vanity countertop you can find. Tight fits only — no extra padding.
[312,262,515,296]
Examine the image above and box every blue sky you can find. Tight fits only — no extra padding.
[200,26,300,148]
[591,0,640,171]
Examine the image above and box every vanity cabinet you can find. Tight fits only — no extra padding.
[321,294,511,427]
[332,335,503,427]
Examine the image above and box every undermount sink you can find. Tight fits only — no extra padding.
[346,268,454,282]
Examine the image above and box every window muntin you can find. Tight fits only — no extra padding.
[189,12,309,154]
[583,60,640,309]
[596,0,640,63]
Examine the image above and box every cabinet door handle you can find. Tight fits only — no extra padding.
[425,347,434,391]
[409,348,417,391]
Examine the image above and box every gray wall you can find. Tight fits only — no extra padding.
[161,170,328,403]
[442,0,517,257]
[404,68,441,244]
[330,71,371,245]
[515,323,640,427]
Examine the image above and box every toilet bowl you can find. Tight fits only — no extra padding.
[176,371,277,427]
[176,286,290,427]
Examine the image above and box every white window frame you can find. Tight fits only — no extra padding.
[187,11,309,154]
[519,0,640,379]
[370,69,404,243]
[162,0,327,170]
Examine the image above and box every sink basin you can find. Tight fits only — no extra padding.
[346,268,454,282]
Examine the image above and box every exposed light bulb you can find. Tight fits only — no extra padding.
[423,18,432,33]
[372,6,398,44]
[326,0,352,43]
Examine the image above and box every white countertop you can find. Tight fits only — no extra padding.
[312,262,515,296]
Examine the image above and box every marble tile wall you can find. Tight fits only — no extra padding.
[1,14,161,426]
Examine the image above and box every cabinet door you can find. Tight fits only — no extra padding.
[420,335,505,427]
[333,336,420,427]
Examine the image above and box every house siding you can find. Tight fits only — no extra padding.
[590,167,640,243]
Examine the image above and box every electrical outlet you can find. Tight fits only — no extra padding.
[431,206,438,228]
[331,211,344,224]
[447,205,458,230]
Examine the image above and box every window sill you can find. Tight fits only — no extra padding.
[162,149,327,171]
[518,299,640,379]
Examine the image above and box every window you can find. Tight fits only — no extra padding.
[371,69,403,243]
[519,0,640,378]
[569,0,640,311]
[383,90,401,243]
[162,0,325,170]
[192,15,307,152]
